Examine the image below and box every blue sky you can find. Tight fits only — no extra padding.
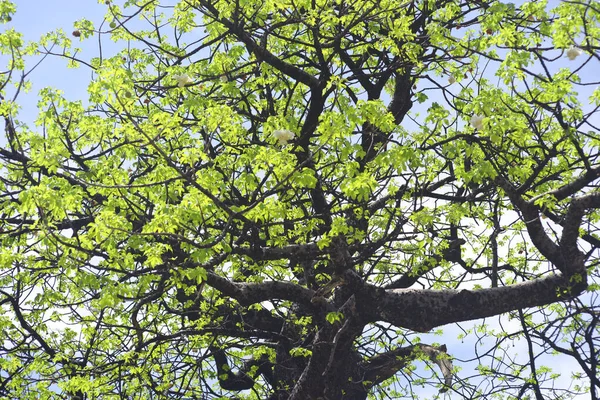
[6,1,118,122]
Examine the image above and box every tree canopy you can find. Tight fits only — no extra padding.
[0,0,599,398]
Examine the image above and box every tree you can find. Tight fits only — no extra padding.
[0,0,599,398]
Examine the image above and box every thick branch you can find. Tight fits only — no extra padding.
[205,272,324,309]
[375,273,585,332]
[211,346,274,391]
[497,177,561,262]
[362,344,452,392]
[561,193,600,252]
[387,69,414,124]
[535,167,600,202]
[289,294,364,400]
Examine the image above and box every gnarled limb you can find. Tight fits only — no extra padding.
[204,271,323,309]
[362,344,453,393]
[375,274,584,332]
[210,346,274,391]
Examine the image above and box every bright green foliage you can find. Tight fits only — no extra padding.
[0,0,599,399]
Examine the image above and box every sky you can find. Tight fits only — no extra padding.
[2,1,598,399]
[4,0,129,125]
